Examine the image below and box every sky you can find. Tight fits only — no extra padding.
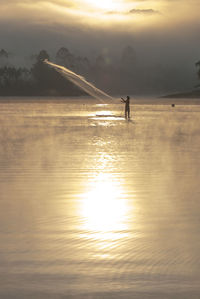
[0,0,200,69]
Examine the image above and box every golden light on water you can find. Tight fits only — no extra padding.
[79,173,129,247]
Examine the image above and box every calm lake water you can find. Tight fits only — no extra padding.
[1,97,200,298]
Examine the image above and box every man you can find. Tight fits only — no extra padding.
[121,96,130,119]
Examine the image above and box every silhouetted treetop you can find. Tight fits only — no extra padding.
[56,47,75,70]
[56,47,90,76]
[56,47,70,60]
[195,60,200,80]
[0,49,9,58]
[36,50,50,62]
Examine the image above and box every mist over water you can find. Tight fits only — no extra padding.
[1,97,200,298]
[44,60,114,103]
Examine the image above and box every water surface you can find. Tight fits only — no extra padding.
[0,97,200,298]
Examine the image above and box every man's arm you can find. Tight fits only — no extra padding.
[121,97,126,103]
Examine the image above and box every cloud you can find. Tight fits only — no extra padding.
[129,8,159,14]
[0,0,199,95]
[0,0,75,7]
[106,8,159,16]
[0,0,81,27]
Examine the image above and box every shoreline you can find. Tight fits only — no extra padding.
[1,96,200,105]
[162,90,200,99]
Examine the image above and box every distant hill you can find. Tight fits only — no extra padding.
[163,89,200,98]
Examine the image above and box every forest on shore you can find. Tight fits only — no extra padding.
[0,47,200,97]
[0,49,85,97]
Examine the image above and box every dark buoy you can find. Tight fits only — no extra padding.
[171,103,175,107]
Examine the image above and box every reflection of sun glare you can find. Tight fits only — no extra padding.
[96,110,113,116]
[80,174,129,244]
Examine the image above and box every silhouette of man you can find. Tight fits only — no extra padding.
[121,96,130,119]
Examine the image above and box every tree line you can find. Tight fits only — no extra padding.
[0,47,199,96]
[0,49,85,96]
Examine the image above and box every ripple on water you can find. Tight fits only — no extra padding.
[1,99,200,298]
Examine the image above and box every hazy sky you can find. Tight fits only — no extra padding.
[0,0,200,66]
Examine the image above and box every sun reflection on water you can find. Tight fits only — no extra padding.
[79,173,129,249]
